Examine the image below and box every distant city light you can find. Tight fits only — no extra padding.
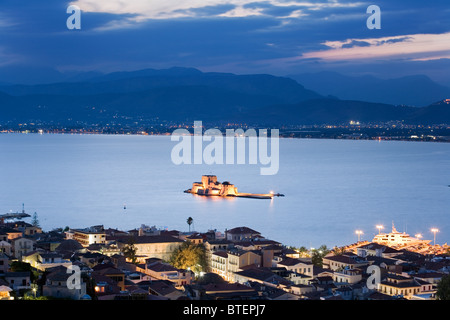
[376,225,384,234]
[431,228,439,245]
[355,230,363,242]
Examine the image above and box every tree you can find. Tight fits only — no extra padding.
[10,261,39,282]
[287,246,310,258]
[187,217,193,232]
[169,241,207,275]
[436,275,450,300]
[311,245,330,267]
[31,212,40,228]
[121,237,138,264]
[332,246,347,256]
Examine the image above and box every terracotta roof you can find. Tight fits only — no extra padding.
[278,257,312,266]
[147,262,179,273]
[203,282,255,293]
[148,280,178,295]
[226,227,260,235]
[212,251,228,258]
[117,235,183,244]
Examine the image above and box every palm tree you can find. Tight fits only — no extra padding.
[187,217,193,232]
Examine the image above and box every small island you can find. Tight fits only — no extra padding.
[184,175,284,199]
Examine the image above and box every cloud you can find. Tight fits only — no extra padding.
[218,5,266,17]
[302,33,450,61]
[69,0,366,24]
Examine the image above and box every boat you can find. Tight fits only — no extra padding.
[372,222,431,247]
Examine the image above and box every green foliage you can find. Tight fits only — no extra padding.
[436,274,450,300]
[169,241,207,275]
[24,294,49,300]
[121,237,138,264]
[332,246,347,255]
[31,212,40,228]
[9,261,39,281]
[311,245,330,267]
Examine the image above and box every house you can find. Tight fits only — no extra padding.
[204,239,233,269]
[92,276,122,300]
[233,267,292,290]
[148,280,186,300]
[289,283,316,296]
[356,242,401,258]
[204,239,233,253]
[210,251,228,279]
[0,252,10,274]
[0,227,23,241]
[92,264,126,291]
[332,268,363,285]
[365,255,402,274]
[43,266,87,300]
[116,285,149,300]
[144,261,193,287]
[7,221,42,236]
[378,274,422,299]
[11,237,34,260]
[22,251,72,271]
[226,249,262,281]
[76,251,110,268]
[70,226,106,247]
[276,257,314,277]
[413,272,444,285]
[322,254,369,271]
[4,271,31,291]
[225,227,261,242]
[0,241,12,256]
[201,282,259,300]
[116,235,184,262]
[54,239,83,256]
[334,285,354,300]
[185,233,204,245]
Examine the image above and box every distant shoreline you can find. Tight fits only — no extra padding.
[1,129,449,143]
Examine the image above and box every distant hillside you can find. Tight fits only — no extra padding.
[236,99,450,125]
[288,71,450,107]
[0,67,321,104]
[0,68,449,126]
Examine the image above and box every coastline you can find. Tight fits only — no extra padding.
[1,127,449,143]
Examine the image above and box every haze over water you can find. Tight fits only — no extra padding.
[1,133,449,249]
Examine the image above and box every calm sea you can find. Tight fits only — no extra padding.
[0,133,449,249]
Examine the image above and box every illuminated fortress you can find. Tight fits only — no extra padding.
[185,175,283,199]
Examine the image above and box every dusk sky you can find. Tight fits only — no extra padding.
[0,0,449,85]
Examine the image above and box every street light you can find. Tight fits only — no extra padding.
[376,225,384,235]
[431,228,439,246]
[355,230,363,242]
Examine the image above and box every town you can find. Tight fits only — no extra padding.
[0,215,449,301]
[1,120,450,143]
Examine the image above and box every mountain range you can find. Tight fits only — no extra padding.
[0,67,449,126]
[288,71,450,107]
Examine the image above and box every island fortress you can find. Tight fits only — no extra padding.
[185,175,283,199]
